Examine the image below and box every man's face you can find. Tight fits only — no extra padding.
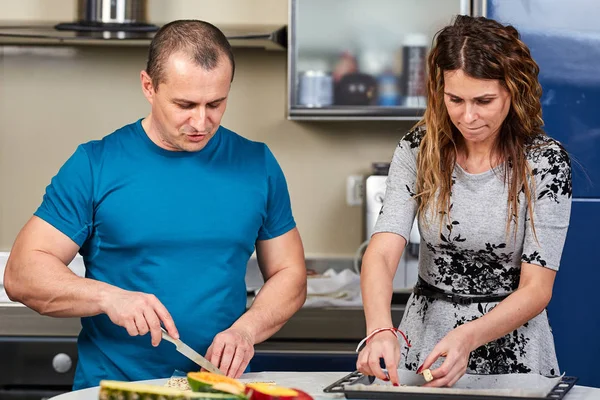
[141,52,232,152]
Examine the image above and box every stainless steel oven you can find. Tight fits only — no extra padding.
[1,253,83,399]
[0,336,78,400]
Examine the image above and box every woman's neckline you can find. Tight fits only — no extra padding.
[454,162,504,178]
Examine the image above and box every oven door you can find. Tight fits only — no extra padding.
[0,336,78,400]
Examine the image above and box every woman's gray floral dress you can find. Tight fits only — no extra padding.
[373,127,572,375]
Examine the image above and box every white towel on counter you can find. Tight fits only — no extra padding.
[303,268,362,307]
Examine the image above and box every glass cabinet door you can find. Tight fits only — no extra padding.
[288,0,469,120]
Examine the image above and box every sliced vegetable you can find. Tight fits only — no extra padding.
[98,380,244,400]
[188,372,246,395]
[245,383,313,400]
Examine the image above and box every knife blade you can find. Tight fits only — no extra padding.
[160,327,223,375]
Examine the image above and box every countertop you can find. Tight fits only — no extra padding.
[50,373,348,400]
[49,372,600,400]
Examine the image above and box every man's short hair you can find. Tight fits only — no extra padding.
[146,19,235,89]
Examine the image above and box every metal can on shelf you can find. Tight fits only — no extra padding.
[298,70,333,107]
[402,33,428,108]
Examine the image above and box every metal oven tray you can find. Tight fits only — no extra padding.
[323,370,578,400]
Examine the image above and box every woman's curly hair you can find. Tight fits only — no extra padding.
[415,15,544,237]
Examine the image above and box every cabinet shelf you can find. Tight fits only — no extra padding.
[287,0,469,121]
[288,105,425,121]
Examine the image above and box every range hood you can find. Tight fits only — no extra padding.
[0,23,287,50]
[0,0,287,50]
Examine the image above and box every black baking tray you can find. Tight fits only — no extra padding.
[323,370,578,400]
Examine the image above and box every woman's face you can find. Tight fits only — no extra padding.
[443,69,511,145]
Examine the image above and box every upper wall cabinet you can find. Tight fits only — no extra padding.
[288,0,470,121]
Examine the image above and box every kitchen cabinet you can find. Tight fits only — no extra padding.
[252,352,358,372]
[251,305,406,372]
[287,0,470,120]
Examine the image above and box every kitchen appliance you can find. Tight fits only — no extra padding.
[0,0,287,49]
[476,0,600,388]
[0,336,78,400]
[363,162,419,292]
[0,252,84,400]
[55,0,158,32]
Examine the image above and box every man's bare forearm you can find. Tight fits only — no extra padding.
[232,267,306,344]
[5,250,114,317]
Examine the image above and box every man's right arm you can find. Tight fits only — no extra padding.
[6,216,110,317]
[4,216,179,345]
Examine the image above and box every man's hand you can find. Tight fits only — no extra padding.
[205,327,255,378]
[101,287,179,347]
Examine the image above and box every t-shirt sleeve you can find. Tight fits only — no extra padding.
[257,145,296,240]
[34,145,94,247]
[521,144,572,271]
[372,137,419,241]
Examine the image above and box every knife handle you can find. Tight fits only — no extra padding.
[160,327,177,344]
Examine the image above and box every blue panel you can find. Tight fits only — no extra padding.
[547,201,600,388]
[488,0,600,197]
[488,1,600,387]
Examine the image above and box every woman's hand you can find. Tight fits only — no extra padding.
[356,331,401,385]
[418,326,475,387]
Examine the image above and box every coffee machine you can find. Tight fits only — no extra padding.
[363,163,419,291]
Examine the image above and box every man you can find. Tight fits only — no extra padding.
[3,20,307,390]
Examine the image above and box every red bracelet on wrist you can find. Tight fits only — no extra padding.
[355,327,411,352]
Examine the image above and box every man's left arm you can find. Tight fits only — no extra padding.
[206,227,307,377]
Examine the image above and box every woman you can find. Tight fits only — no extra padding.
[357,15,572,388]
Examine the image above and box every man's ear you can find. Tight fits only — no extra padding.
[140,70,156,103]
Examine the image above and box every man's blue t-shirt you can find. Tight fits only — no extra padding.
[34,119,296,389]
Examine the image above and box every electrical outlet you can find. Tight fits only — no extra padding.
[346,175,364,206]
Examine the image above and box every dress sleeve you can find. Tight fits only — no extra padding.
[33,145,94,246]
[521,143,572,271]
[372,134,420,242]
[257,145,296,240]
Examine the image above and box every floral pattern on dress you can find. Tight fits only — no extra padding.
[455,304,532,374]
[527,136,573,202]
[400,127,425,150]
[425,217,518,295]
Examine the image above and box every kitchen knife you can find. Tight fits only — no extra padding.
[160,327,223,375]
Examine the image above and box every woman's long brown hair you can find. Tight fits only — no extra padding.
[415,15,544,237]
